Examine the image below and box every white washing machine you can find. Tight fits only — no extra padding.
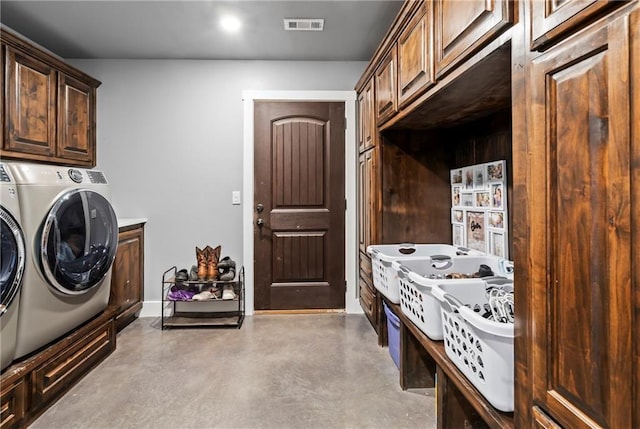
[0,163,26,371]
[12,162,118,359]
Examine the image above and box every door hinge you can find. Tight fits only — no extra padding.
[344,198,347,211]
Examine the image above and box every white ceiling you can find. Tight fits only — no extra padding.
[0,0,403,61]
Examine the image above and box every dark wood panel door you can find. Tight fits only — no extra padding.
[528,12,634,428]
[110,227,143,315]
[57,73,95,165]
[434,0,513,78]
[398,3,435,108]
[375,47,397,124]
[530,0,629,50]
[357,77,375,153]
[358,147,379,255]
[254,101,345,310]
[4,46,56,157]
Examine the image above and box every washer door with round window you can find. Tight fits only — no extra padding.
[1,207,25,315]
[40,189,118,295]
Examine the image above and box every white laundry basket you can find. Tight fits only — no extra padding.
[366,243,478,304]
[431,284,514,412]
[394,255,513,340]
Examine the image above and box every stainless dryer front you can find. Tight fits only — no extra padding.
[12,163,118,359]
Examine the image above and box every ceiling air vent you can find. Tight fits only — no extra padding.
[284,18,325,31]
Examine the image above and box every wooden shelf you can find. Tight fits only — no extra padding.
[388,301,514,429]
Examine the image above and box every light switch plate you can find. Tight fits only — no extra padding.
[232,191,241,205]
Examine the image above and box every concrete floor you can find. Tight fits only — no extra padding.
[31,314,436,429]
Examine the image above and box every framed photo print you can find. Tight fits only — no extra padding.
[452,185,462,207]
[474,165,486,189]
[487,160,505,181]
[451,209,464,224]
[490,231,506,258]
[475,191,490,208]
[451,169,463,185]
[453,224,465,246]
[461,192,474,207]
[466,211,486,253]
[488,211,505,229]
[490,183,504,209]
[464,167,474,189]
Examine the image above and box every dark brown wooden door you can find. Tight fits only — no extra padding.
[57,73,95,165]
[357,77,375,153]
[254,101,345,311]
[530,0,629,50]
[375,47,397,124]
[398,3,435,108]
[527,12,635,429]
[434,0,513,78]
[109,227,143,314]
[5,46,56,157]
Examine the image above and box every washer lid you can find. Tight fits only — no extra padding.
[0,207,25,315]
[40,189,118,295]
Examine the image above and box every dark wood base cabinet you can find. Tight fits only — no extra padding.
[0,308,117,429]
[110,223,145,332]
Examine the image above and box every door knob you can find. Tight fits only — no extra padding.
[256,218,265,227]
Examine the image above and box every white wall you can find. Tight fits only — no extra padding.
[69,59,366,314]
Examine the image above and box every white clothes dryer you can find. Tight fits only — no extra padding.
[12,163,118,359]
[0,163,26,371]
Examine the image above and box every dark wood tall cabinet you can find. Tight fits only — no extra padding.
[357,74,380,332]
[357,0,638,427]
[514,3,639,428]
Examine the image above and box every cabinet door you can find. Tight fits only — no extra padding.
[110,227,143,313]
[398,4,435,108]
[375,47,397,124]
[528,12,634,429]
[434,0,513,78]
[531,0,629,50]
[357,77,375,153]
[57,73,95,165]
[4,46,56,157]
[358,147,379,255]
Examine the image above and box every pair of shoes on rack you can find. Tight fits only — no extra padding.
[218,256,236,281]
[192,286,222,301]
[196,245,221,280]
[222,284,236,300]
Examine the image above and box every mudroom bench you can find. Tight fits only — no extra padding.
[385,300,514,429]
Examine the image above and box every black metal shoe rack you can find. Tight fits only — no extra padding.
[161,266,245,329]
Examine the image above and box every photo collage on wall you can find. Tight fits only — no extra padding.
[450,160,508,257]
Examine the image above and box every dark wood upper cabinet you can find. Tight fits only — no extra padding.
[1,29,100,167]
[375,47,398,124]
[4,46,57,157]
[397,3,435,108]
[530,0,630,50]
[57,73,96,164]
[357,77,375,153]
[527,11,635,428]
[434,0,513,78]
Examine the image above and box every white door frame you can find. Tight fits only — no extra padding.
[242,90,360,316]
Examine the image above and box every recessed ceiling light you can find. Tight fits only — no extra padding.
[220,15,241,33]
